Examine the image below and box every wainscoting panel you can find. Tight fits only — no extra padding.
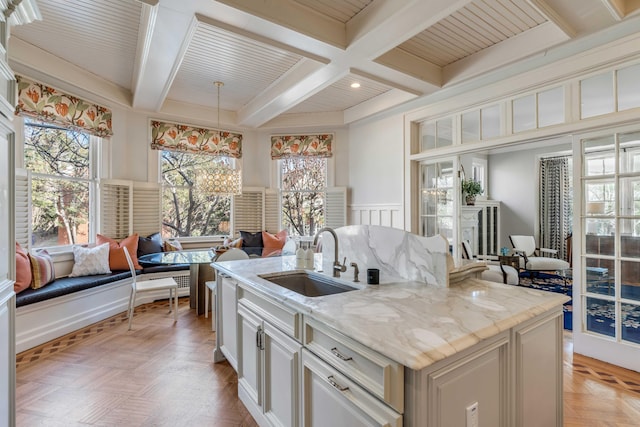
[349,204,403,229]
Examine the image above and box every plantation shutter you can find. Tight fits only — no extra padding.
[264,189,280,233]
[100,180,132,239]
[325,187,347,229]
[132,182,161,236]
[15,168,31,249]
[232,187,264,237]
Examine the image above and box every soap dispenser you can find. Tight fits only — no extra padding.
[295,242,305,269]
[304,244,314,269]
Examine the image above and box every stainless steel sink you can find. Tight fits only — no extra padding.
[258,271,358,297]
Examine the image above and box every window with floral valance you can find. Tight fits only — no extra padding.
[15,75,113,137]
[270,134,333,159]
[150,120,242,158]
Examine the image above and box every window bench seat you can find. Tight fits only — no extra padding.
[15,261,191,354]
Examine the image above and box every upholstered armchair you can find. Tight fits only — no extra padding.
[461,240,519,285]
[509,235,569,274]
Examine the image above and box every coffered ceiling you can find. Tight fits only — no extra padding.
[9,0,640,129]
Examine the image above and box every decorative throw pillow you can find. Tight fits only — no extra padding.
[240,231,263,248]
[138,232,164,257]
[97,233,142,270]
[15,242,32,293]
[69,243,111,277]
[262,230,287,250]
[223,237,243,248]
[163,239,183,252]
[28,249,56,289]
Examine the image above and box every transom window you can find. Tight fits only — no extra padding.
[161,151,232,238]
[279,157,327,237]
[23,119,96,248]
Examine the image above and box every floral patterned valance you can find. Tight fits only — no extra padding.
[270,134,333,159]
[150,120,242,158]
[15,75,113,137]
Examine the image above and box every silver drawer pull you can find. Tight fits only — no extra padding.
[330,347,352,361]
[328,375,349,392]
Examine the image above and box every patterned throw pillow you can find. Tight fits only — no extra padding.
[97,233,142,270]
[28,249,56,289]
[15,242,33,293]
[163,239,183,252]
[223,237,243,248]
[69,243,111,277]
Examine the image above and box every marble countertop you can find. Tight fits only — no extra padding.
[212,255,569,371]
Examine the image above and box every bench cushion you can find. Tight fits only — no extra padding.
[16,271,133,308]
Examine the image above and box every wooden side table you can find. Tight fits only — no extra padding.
[498,255,520,270]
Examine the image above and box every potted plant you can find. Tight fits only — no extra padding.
[462,179,483,205]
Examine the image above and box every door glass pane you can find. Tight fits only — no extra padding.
[581,72,614,118]
[617,64,640,112]
[513,94,535,132]
[619,132,640,174]
[585,297,615,338]
[481,105,500,139]
[583,136,615,176]
[619,177,640,217]
[422,217,436,237]
[622,303,640,344]
[538,86,564,127]
[462,111,480,143]
[436,119,453,147]
[585,257,614,296]
[621,261,640,302]
[420,122,436,151]
[585,180,615,216]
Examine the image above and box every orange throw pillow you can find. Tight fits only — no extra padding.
[97,233,142,270]
[262,230,287,249]
[15,242,32,293]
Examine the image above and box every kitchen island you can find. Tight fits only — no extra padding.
[211,226,569,427]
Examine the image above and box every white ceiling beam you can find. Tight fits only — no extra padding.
[130,2,158,97]
[600,0,626,20]
[131,9,198,111]
[526,0,577,38]
[237,62,347,128]
[374,48,443,87]
[443,21,570,85]
[213,0,346,48]
[344,89,418,124]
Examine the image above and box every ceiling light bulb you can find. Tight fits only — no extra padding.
[350,82,361,88]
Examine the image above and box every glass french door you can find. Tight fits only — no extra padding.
[579,130,640,349]
[419,159,457,254]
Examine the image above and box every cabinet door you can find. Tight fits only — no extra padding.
[219,277,238,370]
[238,303,263,408]
[301,349,402,427]
[263,322,301,427]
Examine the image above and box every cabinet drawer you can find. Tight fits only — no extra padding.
[302,349,402,427]
[238,284,302,341]
[303,317,404,413]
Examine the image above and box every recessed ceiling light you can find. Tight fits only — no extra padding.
[350,82,361,88]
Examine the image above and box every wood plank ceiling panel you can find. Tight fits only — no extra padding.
[293,0,373,23]
[284,74,392,114]
[167,23,303,111]
[397,0,548,67]
[11,0,142,90]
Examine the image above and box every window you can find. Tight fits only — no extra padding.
[279,157,327,236]
[161,151,232,238]
[420,118,453,150]
[23,119,96,248]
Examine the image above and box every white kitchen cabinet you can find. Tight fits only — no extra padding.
[301,349,402,427]
[237,285,302,427]
[218,276,239,370]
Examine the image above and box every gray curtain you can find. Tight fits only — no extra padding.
[539,157,571,261]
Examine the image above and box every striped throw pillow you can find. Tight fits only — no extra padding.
[29,249,56,289]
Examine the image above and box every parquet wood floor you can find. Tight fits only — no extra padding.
[15,299,640,426]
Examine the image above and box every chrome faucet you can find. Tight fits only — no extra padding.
[313,227,347,277]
